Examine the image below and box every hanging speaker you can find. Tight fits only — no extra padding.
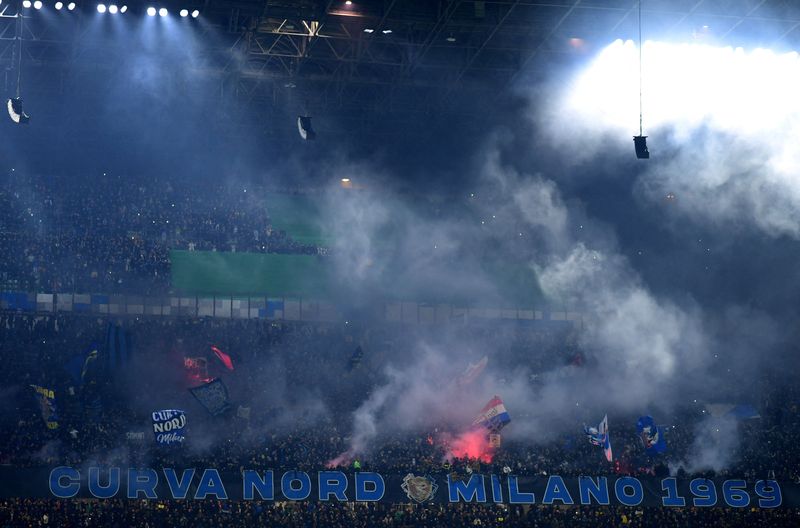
[297,116,316,140]
[7,97,30,124]
[633,135,649,159]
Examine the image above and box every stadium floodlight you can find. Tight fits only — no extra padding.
[382,29,392,34]
[191,9,199,18]
[179,8,187,17]
[22,0,31,7]
[33,0,41,8]
[297,116,316,140]
[633,136,649,159]
[120,5,127,12]
[146,6,155,15]
[108,4,118,13]
[158,7,167,16]
[67,2,75,10]
[97,3,106,13]
[7,98,30,125]
[363,28,374,33]
[55,1,63,9]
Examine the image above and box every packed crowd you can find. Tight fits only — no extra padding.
[0,312,798,484]
[0,172,317,294]
[1,499,798,528]
[0,311,798,525]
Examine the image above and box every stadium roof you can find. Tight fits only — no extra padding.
[2,0,800,139]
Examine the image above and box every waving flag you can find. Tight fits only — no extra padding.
[64,343,99,389]
[108,323,131,371]
[152,409,187,445]
[347,346,364,372]
[704,403,760,420]
[457,356,488,386]
[472,396,511,432]
[30,385,58,430]
[636,415,667,455]
[211,345,234,371]
[189,378,231,416]
[584,415,612,462]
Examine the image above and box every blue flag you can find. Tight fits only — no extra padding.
[107,323,131,371]
[347,346,364,372]
[152,410,187,445]
[584,414,612,461]
[636,415,667,455]
[64,343,99,388]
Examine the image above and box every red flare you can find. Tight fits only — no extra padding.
[211,345,234,371]
[448,430,494,463]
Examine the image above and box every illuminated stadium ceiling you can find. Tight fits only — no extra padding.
[2,0,800,137]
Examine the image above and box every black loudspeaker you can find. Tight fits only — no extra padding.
[297,116,316,140]
[7,97,30,124]
[633,135,649,159]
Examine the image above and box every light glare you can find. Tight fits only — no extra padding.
[67,2,75,9]
[97,3,106,12]
[108,4,118,13]
[565,41,800,135]
[22,0,31,7]
[158,7,167,16]
[33,0,41,8]
[146,6,156,16]
[191,9,199,18]
[55,1,63,9]
[179,8,187,17]
[120,5,126,12]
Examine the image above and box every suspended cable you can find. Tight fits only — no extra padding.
[16,3,23,99]
[638,0,643,137]
[7,2,30,124]
[633,0,649,158]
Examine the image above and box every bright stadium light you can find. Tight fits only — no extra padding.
[191,9,199,17]
[146,6,156,15]
[33,0,41,8]
[97,3,106,13]
[120,5,127,12]
[179,8,187,17]
[55,1,63,9]
[158,7,167,16]
[67,2,75,10]
[108,4,118,13]
[566,41,800,135]
[22,0,31,8]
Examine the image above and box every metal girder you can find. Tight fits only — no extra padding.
[0,0,799,139]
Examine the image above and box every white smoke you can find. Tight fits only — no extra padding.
[679,415,741,474]
[545,39,800,238]
[331,138,715,457]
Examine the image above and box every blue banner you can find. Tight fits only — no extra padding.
[37,467,795,509]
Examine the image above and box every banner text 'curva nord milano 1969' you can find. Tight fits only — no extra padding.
[5,467,791,508]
